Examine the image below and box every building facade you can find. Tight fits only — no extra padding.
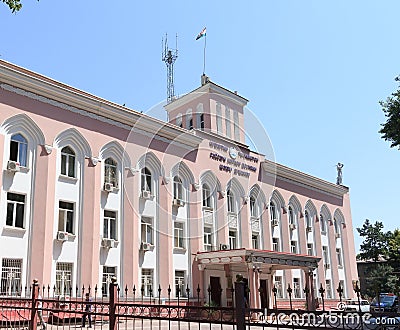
[0,61,358,307]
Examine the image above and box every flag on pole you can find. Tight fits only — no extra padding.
[195,27,206,40]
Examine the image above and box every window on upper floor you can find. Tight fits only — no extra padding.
[225,106,231,138]
[322,246,329,267]
[58,201,74,234]
[252,234,259,249]
[141,167,152,193]
[334,218,341,237]
[305,210,312,231]
[176,113,183,128]
[174,221,185,249]
[200,114,205,130]
[320,214,327,233]
[229,230,237,249]
[61,146,76,178]
[6,193,25,229]
[288,206,295,225]
[250,196,257,218]
[307,243,313,256]
[336,248,343,267]
[290,240,298,254]
[104,158,118,188]
[173,176,183,201]
[141,217,153,245]
[103,210,117,240]
[9,134,27,167]
[233,111,239,141]
[227,189,235,213]
[272,237,280,252]
[203,226,213,251]
[202,184,212,208]
[270,202,279,226]
[216,103,222,134]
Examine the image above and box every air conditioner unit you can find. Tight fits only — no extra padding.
[173,199,185,207]
[335,233,341,238]
[141,190,152,199]
[103,182,114,192]
[56,231,68,242]
[141,242,152,251]
[289,223,296,230]
[220,243,229,250]
[324,263,330,270]
[101,238,115,248]
[306,226,312,232]
[271,219,279,226]
[7,160,20,172]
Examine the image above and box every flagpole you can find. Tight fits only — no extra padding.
[203,33,206,75]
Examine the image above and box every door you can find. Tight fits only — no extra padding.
[260,279,268,309]
[210,276,222,306]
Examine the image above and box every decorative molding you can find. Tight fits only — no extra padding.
[126,167,139,176]
[43,144,52,155]
[219,190,226,198]
[163,176,171,184]
[192,182,200,191]
[90,157,99,166]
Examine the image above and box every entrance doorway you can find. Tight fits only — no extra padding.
[260,279,268,309]
[209,276,221,306]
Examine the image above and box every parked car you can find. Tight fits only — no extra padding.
[370,294,398,313]
[343,299,370,312]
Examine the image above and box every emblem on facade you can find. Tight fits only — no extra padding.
[229,147,238,159]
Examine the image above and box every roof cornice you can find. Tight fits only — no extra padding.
[262,159,349,197]
[0,60,202,149]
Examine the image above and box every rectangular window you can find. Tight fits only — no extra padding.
[58,201,74,234]
[229,230,237,249]
[1,258,22,296]
[293,278,301,298]
[175,270,186,297]
[252,234,259,249]
[233,111,239,141]
[339,280,346,298]
[200,114,205,130]
[325,280,332,299]
[290,241,297,254]
[225,106,231,138]
[10,134,28,167]
[216,103,222,134]
[174,222,184,248]
[6,193,25,228]
[307,243,313,256]
[104,210,117,240]
[141,217,153,245]
[55,262,73,296]
[141,269,153,297]
[323,246,329,267]
[336,248,343,267]
[272,238,279,252]
[274,276,283,298]
[102,266,116,297]
[202,186,212,208]
[203,226,212,251]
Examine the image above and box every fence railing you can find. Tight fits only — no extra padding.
[0,279,398,330]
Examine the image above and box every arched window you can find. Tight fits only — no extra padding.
[334,218,341,237]
[202,184,212,208]
[305,210,312,230]
[250,196,257,217]
[288,206,295,225]
[61,146,76,178]
[173,176,183,201]
[10,133,28,167]
[176,113,183,128]
[227,189,235,213]
[320,214,326,233]
[104,157,118,187]
[141,167,152,193]
[270,202,277,221]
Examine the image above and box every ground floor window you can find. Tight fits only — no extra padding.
[1,258,22,296]
[55,262,73,296]
[325,279,332,299]
[274,276,283,298]
[293,277,301,298]
[102,266,116,297]
[141,269,153,297]
[175,270,186,297]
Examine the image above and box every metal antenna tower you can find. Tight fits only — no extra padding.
[162,34,178,103]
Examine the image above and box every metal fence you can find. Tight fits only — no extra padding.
[0,279,399,330]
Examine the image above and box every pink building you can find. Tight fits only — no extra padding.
[0,61,357,308]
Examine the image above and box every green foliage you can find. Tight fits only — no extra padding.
[379,76,400,149]
[357,219,389,262]
[3,0,22,13]
[364,263,397,299]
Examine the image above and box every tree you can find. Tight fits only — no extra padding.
[357,219,389,261]
[2,0,22,13]
[364,264,397,299]
[379,76,400,148]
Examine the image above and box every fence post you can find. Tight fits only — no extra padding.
[29,279,39,330]
[234,274,246,330]
[109,277,118,330]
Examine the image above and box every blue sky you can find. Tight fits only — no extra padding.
[1,1,399,251]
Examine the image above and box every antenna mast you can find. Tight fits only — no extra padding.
[162,34,178,103]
